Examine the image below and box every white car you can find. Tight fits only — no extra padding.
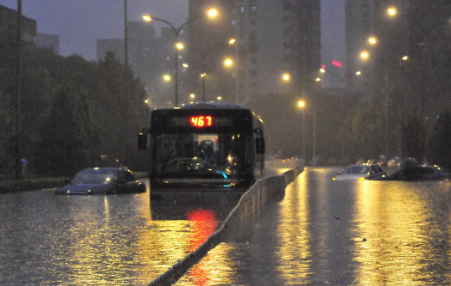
[333,164,386,181]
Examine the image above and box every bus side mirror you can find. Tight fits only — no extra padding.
[138,133,147,150]
[256,138,265,154]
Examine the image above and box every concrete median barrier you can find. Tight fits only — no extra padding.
[149,163,304,286]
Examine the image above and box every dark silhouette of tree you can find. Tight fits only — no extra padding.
[401,116,426,162]
[35,87,87,176]
[427,111,451,170]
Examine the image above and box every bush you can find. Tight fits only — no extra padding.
[0,177,68,194]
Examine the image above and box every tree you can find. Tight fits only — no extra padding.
[427,111,451,170]
[400,116,426,162]
[35,87,87,176]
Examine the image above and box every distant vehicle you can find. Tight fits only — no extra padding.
[55,167,146,195]
[370,165,451,181]
[333,164,387,181]
[387,157,402,168]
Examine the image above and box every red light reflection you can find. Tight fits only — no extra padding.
[187,209,218,285]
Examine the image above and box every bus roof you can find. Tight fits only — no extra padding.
[156,102,247,111]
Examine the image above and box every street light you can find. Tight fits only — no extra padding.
[184,38,235,101]
[297,100,317,166]
[360,50,370,60]
[387,7,397,17]
[298,100,306,161]
[143,8,218,107]
[282,73,291,81]
[224,58,233,67]
[368,36,378,45]
[318,66,345,160]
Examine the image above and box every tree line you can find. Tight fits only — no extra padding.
[247,87,451,170]
[0,28,149,177]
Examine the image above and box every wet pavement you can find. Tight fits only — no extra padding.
[2,166,451,285]
[177,167,451,285]
[0,182,237,286]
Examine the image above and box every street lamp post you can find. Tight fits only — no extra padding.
[143,9,217,107]
[14,0,23,179]
[185,39,235,101]
[297,99,317,166]
[360,32,409,159]
[319,67,345,160]
[298,100,306,161]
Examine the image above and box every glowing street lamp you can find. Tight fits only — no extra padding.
[360,51,370,60]
[176,42,184,50]
[224,58,233,67]
[368,36,378,45]
[143,8,218,107]
[163,74,171,81]
[207,8,218,18]
[297,100,306,161]
[185,38,235,102]
[387,7,397,17]
[282,73,291,81]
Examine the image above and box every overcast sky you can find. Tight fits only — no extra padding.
[0,0,344,67]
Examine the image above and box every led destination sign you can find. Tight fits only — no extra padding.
[190,115,212,127]
[168,115,234,128]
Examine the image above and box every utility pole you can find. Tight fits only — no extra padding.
[15,0,23,179]
[124,0,130,166]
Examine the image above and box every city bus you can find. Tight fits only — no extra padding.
[138,102,265,200]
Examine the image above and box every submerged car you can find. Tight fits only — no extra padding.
[371,165,451,181]
[333,164,387,181]
[55,167,146,195]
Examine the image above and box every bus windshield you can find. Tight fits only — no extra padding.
[153,133,253,178]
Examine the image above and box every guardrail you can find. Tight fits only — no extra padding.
[149,163,304,286]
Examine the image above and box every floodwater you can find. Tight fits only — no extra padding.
[2,168,451,285]
[178,167,451,285]
[0,180,234,285]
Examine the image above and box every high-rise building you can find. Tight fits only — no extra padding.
[96,21,175,107]
[0,4,36,42]
[33,33,59,55]
[188,0,321,105]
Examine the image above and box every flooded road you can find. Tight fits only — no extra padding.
[0,180,235,285]
[178,167,451,285]
[2,167,451,285]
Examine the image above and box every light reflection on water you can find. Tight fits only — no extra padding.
[3,170,451,285]
[180,167,451,285]
[354,180,451,285]
[0,180,231,286]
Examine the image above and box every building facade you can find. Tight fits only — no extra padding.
[33,33,59,54]
[97,21,175,107]
[188,0,321,105]
[0,4,36,42]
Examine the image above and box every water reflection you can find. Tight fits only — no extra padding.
[178,167,451,285]
[3,171,451,285]
[0,180,235,285]
[354,180,451,284]
[276,170,312,282]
